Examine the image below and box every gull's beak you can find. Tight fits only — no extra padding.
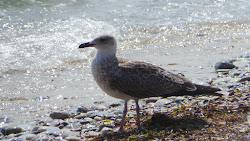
[78,42,95,48]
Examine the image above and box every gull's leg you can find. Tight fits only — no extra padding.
[119,100,128,132]
[135,99,141,130]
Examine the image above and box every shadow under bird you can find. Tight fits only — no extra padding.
[78,35,221,132]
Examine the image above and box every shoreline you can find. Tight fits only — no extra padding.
[0,52,249,140]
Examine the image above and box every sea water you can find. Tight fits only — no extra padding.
[0,0,249,125]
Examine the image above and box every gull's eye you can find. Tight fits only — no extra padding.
[100,38,106,42]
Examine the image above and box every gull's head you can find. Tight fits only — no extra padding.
[79,35,117,53]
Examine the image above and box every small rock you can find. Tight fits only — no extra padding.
[239,76,250,82]
[5,126,22,135]
[65,136,81,141]
[89,105,108,111]
[45,127,60,136]
[18,133,37,140]
[112,110,123,115]
[101,127,113,134]
[212,77,232,85]
[33,133,49,141]
[98,125,106,131]
[215,61,236,70]
[239,128,247,133]
[61,129,74,139]
[76,107,89,113]
[50,112,70,120]
[144,97,159,104]
[37,126,47,133]
[80,118,96,125]
[174,97,186,102]
[94,116,103,121]
[109,103,121,108]
[238,71,249,78]
[32,126,40,132]
[94,101,105,104]
[85,131,101,137]
[196,96,210,100]
[243,51,250,58]
[155,99,172,106]
[74,113,87,119]
[86,111,98,118]
[0,127,6,135]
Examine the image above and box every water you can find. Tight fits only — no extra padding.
[0,0,249,125]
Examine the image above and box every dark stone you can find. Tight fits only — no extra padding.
[0,128,6,136]
[109,103,121,108]
[76,107,89,113]
[215,60,236,70]
[49,112,70,120]
[239,76,250,82]
[4,127,22,135]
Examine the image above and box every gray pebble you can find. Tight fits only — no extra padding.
[101,127,113,134]
[17,133,37,140]
[86,111,98,118]
[61,129,73,139]
[239,75,250,82]
[94,116,103,121]
[74,113,87,119]
[4,126,22,135]
[215,61,236,70]
[109,103,121,108]
[65,136,82,141]
[174,97,186,102]
[212,77,233,85]
[89,105,108,111]
[155,99,172,106]
[79,117,96,124]
[49,112,70,120]
[144,97,159,103]
[76,107,89,113]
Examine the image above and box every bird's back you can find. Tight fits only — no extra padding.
[107,58,197,98]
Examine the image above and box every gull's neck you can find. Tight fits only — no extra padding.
[94,49,118,65]
[96,50,116,58]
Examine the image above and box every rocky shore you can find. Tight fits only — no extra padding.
[0,51,249,141]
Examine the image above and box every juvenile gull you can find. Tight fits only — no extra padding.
[78,35,221,132]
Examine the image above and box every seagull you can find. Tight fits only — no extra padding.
[78,35,221,132]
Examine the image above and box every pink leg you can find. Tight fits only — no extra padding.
[119,100,128,132]
[135,99,141,130]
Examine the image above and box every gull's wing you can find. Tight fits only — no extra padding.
[108,58,196,98]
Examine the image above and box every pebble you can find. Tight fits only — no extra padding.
[76,107,89,113]
[239,75,250,82]
[85,131,101,137]
[215,60,236,70]
[89,105,108,111]
[101,127,113,134]
[174,97,186,102]
[49,112,70,120]
[144,97,159,104]
[74,113,87,119]
[109,103,121,108]
[4,126,22,135]
[154,99,172,106]
[17,133,37,140]
[212,77,233,85]
[94,116,103,121]
[65,136,82,141]
[61,129,75,139]
[79,117,96,124]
